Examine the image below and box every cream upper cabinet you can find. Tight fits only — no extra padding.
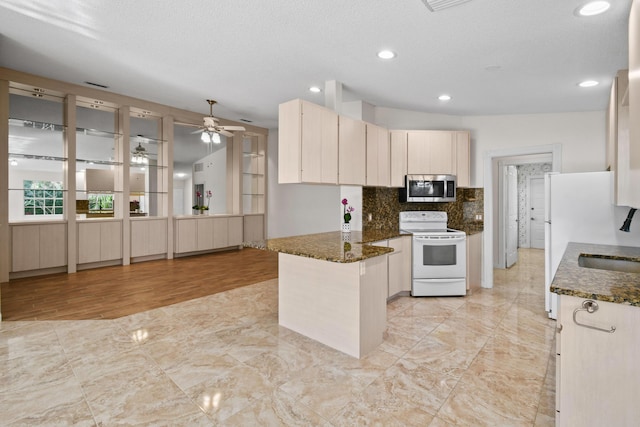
[556,295,640,425]
[390,130,408,188]
[454,131,471,188]
[407,130,454,175]
[278,99,338,184]
[365,123,390,187]
[607,70,630,206]
[338,115,366,185]
[629,1,640,208]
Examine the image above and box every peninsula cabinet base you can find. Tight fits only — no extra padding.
[278,253,388,358]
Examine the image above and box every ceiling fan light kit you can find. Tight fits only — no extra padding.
[131,142,149,164]
[191,99,246,143]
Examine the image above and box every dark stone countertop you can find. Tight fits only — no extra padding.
[551,242,640,306]
[244,229,411,263]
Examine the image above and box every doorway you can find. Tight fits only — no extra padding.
[483,144,561,287]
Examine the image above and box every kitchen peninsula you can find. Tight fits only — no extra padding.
[250,230,404,358]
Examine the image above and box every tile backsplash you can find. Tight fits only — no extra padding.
[362,187,484,231]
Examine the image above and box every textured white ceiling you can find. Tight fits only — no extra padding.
[0,0,632,129]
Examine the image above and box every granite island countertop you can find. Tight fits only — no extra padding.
[551,242,640,306]
[245,229,409,263]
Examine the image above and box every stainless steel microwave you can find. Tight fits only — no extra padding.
[399,174,457,203]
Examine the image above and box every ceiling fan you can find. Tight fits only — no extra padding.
[191,99,246,143]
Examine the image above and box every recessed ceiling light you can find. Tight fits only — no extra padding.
[377,50,396,60]
[577,1,610,16]
[438,94,452,101]
[10,159,18,166]
[177,173,186,178]
[579,80,599,87]
[309,86,322,93]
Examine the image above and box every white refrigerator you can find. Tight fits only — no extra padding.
[544,171,640,319]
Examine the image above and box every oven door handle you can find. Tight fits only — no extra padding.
[413,236,466,243]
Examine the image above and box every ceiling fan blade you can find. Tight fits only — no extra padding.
[217,129,234,138]
[218,125,246,131]
[190,128,205,134]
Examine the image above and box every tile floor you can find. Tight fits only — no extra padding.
[1,249,556,426]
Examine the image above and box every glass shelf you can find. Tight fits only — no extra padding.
[9,153,68,162]
[10,117,65,131]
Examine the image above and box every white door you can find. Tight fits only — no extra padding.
[505,165,518,267]
[529,177,545,249]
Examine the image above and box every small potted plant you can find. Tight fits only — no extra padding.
[342,198,355,233]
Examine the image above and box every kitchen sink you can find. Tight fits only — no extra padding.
[578,255,640,273]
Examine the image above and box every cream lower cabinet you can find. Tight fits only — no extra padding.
[371,236,412,298]
[278,99,338,184]
[78,220,122,264]
[11,223,67,272]
[556,295,640,426]
[243,214,264,242]
[131,218,167,258]
[466,232,482,291]
[174,215,243,254]
[387,236,412,298]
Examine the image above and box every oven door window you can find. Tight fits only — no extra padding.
[421,244,457,266]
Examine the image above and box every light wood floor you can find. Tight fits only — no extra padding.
[1,248,278,321]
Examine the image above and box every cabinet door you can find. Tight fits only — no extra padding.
[301,101,338,184]
[629,1,640,207]
[455,131,471,188]
[278,99,303,183]
[338,115,366,185]
[11,225,41,271]
[213,217,229,248]
[390,131,408,187]
[39,224,67,268]
[465,232,482,291]
[558,295,640,425]
[196,217,214,251]
[366,124,390,187]
[175,219,197,253]
[243,215,264,242]
[130,220,147,257]
[146,219,167,255]
[78,222,101,264]
[100,221,122,261]
[428,131,454,174]
[228,216,244,246]
[407,131,430,174]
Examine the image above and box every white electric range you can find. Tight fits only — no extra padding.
[399,211,467,296]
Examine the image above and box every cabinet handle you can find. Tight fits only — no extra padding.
[572,300,616,333]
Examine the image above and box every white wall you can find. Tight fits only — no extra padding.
[462,111,606,186]
[267,130,340,238]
